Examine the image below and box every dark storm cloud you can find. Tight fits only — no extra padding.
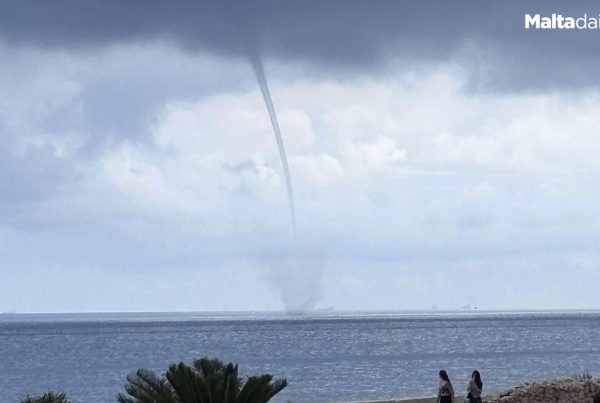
[1,0,600,91]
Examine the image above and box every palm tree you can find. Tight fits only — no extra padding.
[21,391,70,403]
[118,357,287,403]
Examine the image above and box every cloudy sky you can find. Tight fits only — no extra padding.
[1,1,600,312]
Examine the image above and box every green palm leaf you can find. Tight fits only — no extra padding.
[166,362,207,403]
[118,356,287,403]
[220,363,240,403]
[21,391,70,403]
[118,368,176,403]
[237,375,288,403]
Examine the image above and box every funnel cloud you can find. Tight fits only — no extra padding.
[248,48,296,235]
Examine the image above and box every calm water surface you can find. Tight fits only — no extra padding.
[1,311,599,402]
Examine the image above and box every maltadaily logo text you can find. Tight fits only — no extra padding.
[525,13,600,29]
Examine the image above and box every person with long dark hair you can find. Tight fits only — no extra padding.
[466,370,483,403]
[437,370,455,403]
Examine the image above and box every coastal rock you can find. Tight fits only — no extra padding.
[484,376,600,403]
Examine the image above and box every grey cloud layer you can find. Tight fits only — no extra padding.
[2,1,599,90]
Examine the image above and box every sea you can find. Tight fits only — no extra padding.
[1,311,599,403]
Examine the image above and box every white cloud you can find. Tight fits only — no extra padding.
[292,153,343,187]
[3,42,600,310]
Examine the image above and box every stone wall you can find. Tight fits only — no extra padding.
[484,377,600,403]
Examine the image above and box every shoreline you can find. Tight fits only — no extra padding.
[344,397,463,403]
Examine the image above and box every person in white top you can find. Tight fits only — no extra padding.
[465,370,483,403]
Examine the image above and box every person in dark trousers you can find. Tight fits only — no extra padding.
[437,369,455,403]
[465,370,483,403]
[594,390,600,403]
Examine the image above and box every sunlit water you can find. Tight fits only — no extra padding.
[1,311,599,402]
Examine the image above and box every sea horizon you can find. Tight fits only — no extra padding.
[2,308,600,320]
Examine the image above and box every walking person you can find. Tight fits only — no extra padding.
[465,370,483,403]
[437,370,455,403]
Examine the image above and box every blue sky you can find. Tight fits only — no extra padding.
[1,1,600,312]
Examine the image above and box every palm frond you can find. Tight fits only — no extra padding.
[118,356,286,403]
[237,374,288,403]
[221,363,240,403]
[166,362,209,403]
[119,368,176,403]
[21,391,70,403]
